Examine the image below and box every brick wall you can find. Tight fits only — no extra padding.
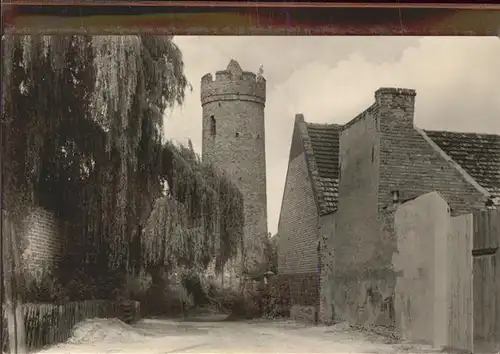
[278,273,319,307]
[333,88,488,328]
[278,152,319,275]
[21,207,65,277]
[378,88,486,219]
[277,149,320,320]
[377,88,487,274]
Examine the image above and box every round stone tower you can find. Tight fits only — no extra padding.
[201,59,268,274]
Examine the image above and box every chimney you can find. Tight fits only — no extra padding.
[375,87,416,109]
[375,87,416,129]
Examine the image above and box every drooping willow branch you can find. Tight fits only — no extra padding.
[1,35,242,278]
[143,142,244,274]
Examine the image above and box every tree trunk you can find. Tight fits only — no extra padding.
[2,213,27,354]
[146,265,168,315]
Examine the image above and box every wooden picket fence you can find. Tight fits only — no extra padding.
[1,300,141,353]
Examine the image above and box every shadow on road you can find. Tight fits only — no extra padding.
[132,313,233,337]
[180,314,230,323]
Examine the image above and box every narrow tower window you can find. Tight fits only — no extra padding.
[210,115,216,136]
[392,190,400,204]
[235,132,240,138]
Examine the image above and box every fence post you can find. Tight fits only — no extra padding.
[11,217,27,353]
[58,305,63,343]
[2,213,27,354]
[0,96,4,354]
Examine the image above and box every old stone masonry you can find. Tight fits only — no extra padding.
[201,60,268,276]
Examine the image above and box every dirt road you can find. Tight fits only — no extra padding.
[38,316,444,354]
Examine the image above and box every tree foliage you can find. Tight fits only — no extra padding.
[1,35,244,290]
[143,141,244,273]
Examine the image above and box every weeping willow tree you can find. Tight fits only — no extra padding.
[1,35,244,298]
[143,141,244,275]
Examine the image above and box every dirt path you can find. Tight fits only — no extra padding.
[38,316,445,354]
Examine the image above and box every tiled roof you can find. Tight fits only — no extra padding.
[304,123,342,215]
[290,117,500,216]
[425,130,500,199]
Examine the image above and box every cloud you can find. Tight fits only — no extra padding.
[164,36,500,235]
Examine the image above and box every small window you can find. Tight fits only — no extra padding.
[218,103,221,107]
[256,134,260,139]
[235,132,240,138]
[210,115,216,136]
[391,190,400,203]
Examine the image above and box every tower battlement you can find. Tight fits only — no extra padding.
[201,60,266,106]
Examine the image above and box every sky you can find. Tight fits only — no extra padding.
[164,36,500,235]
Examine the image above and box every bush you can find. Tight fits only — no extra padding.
[181,273,210,307]
[198,276,239,312]
[23,268,68,303]
[140,267,195,317]
[63,269,100,301]
[265,275,290,318]
[124,270,152,302]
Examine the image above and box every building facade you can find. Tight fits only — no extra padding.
[277,87,500,327]
[276,116,340,323]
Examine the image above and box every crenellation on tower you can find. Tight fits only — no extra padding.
[201,73,213,85]
[201,60,266,107]
[215,70,233,81]
[201,59,268,275]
